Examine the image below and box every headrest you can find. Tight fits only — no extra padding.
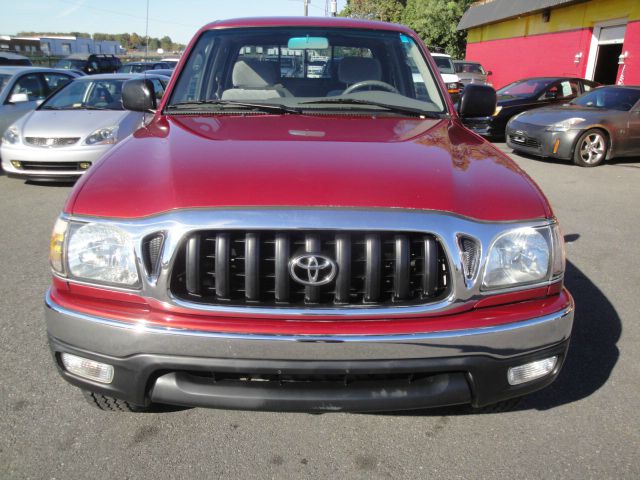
[338,57,382,84]
[232,58,279,88]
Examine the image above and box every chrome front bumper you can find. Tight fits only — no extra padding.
[45,290,574,361]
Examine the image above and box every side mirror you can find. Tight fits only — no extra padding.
[458,84,496,118]
[9,93,29,103]
[122,78,157,112]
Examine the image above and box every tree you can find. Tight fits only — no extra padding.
[402,0,475,58]
[340,0,406,23]
[160,35,173,52]
[130,32,142,49]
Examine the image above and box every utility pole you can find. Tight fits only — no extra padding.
[330,0,337,16]
[304,0,309,16]
[144,0,150,59]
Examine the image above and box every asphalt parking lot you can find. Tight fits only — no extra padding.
[1,144,639,479]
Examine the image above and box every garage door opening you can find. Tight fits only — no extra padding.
[587,22,626,85]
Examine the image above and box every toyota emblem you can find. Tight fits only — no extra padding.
[289,254,337,286]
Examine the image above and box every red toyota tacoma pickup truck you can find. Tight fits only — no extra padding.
[45,17,573,413]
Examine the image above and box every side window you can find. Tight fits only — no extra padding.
[558,80,579,99]
[583,82,594,92]
[10,73,46,101]
[43,73,73,94]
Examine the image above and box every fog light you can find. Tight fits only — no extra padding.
[61,353,114,384]
[10,160,22,169]
[507,356,557,385]
[79,162,92,170]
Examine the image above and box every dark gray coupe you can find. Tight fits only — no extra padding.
[506,86,640,167]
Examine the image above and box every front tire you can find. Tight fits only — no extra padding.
[82,390,150,412]
[573,129,608,167]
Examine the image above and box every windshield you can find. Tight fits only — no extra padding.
[167,27,446,116]
[0,73,10,92]
[571,87,640,111]
[455,62,485,74]
[433,56,455,75]
[55,59,86,69]
[40,79,125,110]
[497,79,552,98]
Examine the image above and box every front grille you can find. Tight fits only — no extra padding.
[170,230,450,308]
[18,161,89,171]
[509,134,540,149]
[24,137,80,147]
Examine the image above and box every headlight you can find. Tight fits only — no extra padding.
[84,126,118,145]
[545,117,585,132]
[482,226,556,290]
[492,106,502,117]
[67,223,139,286]
[2,125,20,145]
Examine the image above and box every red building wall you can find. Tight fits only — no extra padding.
[466,29,593,89]
[618,20,640,85]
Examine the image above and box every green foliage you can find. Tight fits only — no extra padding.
[17,31,185,52]
[340,0,474,58]
[340,0,406,23]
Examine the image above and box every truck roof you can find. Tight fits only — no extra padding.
[201,16,414,34]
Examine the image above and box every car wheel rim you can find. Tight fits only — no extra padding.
[579,133,605,164]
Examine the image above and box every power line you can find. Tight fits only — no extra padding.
[53,0,199,28]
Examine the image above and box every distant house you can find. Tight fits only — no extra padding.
[457,0,640,88]
[14,35,125,56]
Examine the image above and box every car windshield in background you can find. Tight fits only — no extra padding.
[120,64,152,73]
[433,56,455,74]
[455,62,485,74]
[571,87,640,111]
[55,59,86,70]
[0,73,10,91]
[167,27,446,116]
[40,79,125,110]
[498,79,551,98]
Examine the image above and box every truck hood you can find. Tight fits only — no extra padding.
[66,115,550,221]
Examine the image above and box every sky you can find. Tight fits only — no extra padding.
[1,0,349,44]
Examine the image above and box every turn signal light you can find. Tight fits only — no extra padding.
[61,353,114,384]
[79,162,92,170]
[507,356,557,385]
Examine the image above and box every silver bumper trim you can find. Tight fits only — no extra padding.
[45,289,574,361]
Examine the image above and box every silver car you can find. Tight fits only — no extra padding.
[453,60,491,86]
[1,73,168,181]
[506,85,640,167]
[0,67,78,138]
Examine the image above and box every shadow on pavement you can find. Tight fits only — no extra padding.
[373,259,620,416]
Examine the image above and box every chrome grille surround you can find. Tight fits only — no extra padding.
[54,208,559,317]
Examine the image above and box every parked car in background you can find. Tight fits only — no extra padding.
[506,85,640,167]
[148,69,174,78]
[44,17,573,415]
[1,73,169,181]
[454,60,490,86]
[432,52,462,101]
[0,52,32,66]
[0,67,78,139]
[464,76,599,138]
[161,58,180,69]
[118,62,172,74]
[54,54,121,75]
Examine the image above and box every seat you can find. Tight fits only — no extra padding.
[222,58,292,100]
[327,56,383,96]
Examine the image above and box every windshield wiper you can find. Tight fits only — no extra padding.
[166,100,302,115]
[299,98,444,118]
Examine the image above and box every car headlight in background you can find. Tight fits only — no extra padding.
[84,126,118,145]
[545,117,585,132]
[2,125,20,145]
[482,225,563,290]
[66,222,139,286]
